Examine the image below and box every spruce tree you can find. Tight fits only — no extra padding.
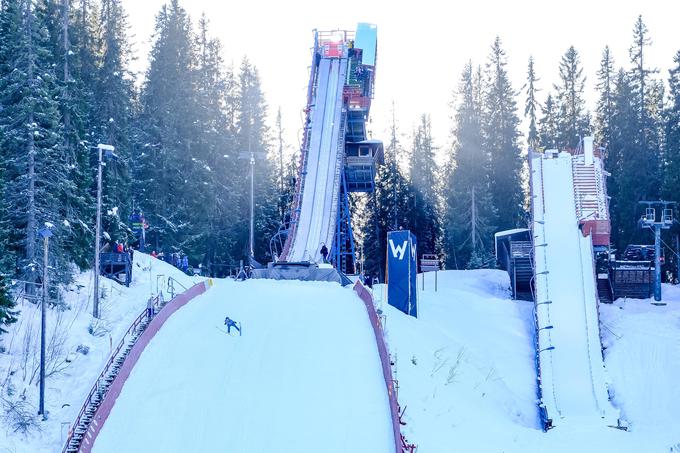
[361,105,410,280]
[663,51,680,202]
[135,0,198,253]
[595,46,616,148]
[554,46,589,148]
[524,56,540,149]
[538,93,558,149]
[607,70,640,249]
[483,37,523,231]
[236,58,278,263]
[0,0,72,287]
[406,114,441,257]
[627,15,662,200]
[443,63,497,269]
[188,14,237,266]
[93,0,134,243]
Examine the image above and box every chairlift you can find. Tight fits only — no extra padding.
[663,208,673,225]
[644,207,656,224]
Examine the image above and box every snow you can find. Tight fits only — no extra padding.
[0,253,200,453]
[2,255,680,451]
[382,270,680,452]
[288,57,347,263]
[532,151,618,426]
[91,279,393,453]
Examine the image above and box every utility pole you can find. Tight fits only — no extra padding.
[638,200,675,302]
[38,226,53,419]
[93,144,116,318]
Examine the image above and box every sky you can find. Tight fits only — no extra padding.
[121,0,680,155]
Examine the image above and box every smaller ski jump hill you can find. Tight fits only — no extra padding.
[90,279,394,453]
[530,147,619,429]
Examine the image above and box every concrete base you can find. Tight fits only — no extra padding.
[251,261,352,286]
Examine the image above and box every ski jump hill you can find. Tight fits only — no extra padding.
[63,25,414,453]
[259,24,383,282]
[530,140,620,429]
[86,279,395,453]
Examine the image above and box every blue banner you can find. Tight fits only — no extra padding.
[387,230,418,317]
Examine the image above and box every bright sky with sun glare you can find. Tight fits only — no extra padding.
[122,0,679,156]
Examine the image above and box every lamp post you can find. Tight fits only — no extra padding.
[93,144,117,319]
[38,225,53,419]
[539,346,555,353]
[238,137,265,263]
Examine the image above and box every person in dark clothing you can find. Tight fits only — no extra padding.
[146,297,155,319]
[224,317,241,335]
[320,244,329,263]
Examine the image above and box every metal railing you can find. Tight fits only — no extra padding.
[62,294,164,453]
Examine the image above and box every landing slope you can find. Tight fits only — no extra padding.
[532,152,618,426]
[91,279,393,453]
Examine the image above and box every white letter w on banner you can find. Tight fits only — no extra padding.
[389,240,408,260]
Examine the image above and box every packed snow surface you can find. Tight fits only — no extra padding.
[0,253,200,453]
[287,56,347,263]
[91,279,393,453]
[380,269,679,452]
[531,152,618,425]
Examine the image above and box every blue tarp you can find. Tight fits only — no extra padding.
[355,23,377,66]
[387,230,418,317]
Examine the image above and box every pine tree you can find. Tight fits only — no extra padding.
[235,58,278,263]
[93,0,134,243]
[538,93,558,149]
[361,104,410,280]
[188,14,237,266]
[524,56,540,149]
[443,63,497,269]
[554,46,589,149]
[483,37,523,231]
[595,46,616,148]
[406,114,441,257]
[627,15,662,200]
[663,51,680,201]
[0,0,72,287]
[607,70,640,249]
[135,0,198,253]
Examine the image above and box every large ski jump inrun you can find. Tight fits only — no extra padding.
[286,57,347,263]
[91,279,393,453]
[531,151,618,427]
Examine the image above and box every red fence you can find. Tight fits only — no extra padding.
[353,281,416,453]
[67,280,210,453]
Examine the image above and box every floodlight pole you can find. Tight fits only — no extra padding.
[93,144,114,318]
[38,227,52,419]
[249,139,255,259]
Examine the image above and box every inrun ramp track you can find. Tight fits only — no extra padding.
[531,151,618,427]
[284,57,347,263]
[91,279,393,453]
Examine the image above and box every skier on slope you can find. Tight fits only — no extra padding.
[224,316,241,335]
[320,243,329,263]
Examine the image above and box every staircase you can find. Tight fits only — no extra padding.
[63,296,164,453]
[572,155,607,221]
[596,278,613,303]
[510,241,534,300]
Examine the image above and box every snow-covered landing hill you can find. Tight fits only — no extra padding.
[0,253,201,453]
[381,269,680,453]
